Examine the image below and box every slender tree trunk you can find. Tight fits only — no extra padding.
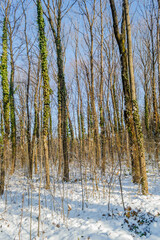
[66,104,74,160]
[56,22,69,181]
[75,37,85,161]
[109,0,142,186]
[0,12,10,195]
[8,27,16,174]
[113,69,121,133]
[83,71,92,166]
[157,0,160,112]
[0,103,4,195]
[45,0,69,181]
[150,18,159,133]
[37,0,50,188]
[58,80,62,174]
[20,98,26,168]
[21,1,32,178]
[99,0,106,174]
[48,110,53,161]
[32,57,40,174]
[124,0,148,194]
[144,92,149,134]
[90,26,101,167]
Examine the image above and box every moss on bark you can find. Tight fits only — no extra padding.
[37,0,50,188]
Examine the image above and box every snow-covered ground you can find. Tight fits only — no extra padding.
[0,166,160,240]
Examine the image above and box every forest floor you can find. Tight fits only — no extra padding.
[0,163,160,240]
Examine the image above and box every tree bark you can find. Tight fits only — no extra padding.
[37,0,50,188]
[124,0,148,194]
[99,0,106,174]
[8,23,16,175]
[0,9,10,195]
[21,0,32,178]
[109,0,149,191]
[44,0,69,181]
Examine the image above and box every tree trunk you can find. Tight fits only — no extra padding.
[45,0,69,181]
[21,0,32,178]
[37,0,50,188]
[32,56,40,174]
[124,0,148,194]
[157,0,160,112]
[9,26,16,175]
[150,16,158,133]
[56,12,69,181]
[99,0,106,174]
[109,0,147,189]
[90,27,101,167]
[0,12,10,195]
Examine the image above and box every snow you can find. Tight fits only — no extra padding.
[0,166,160,239]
